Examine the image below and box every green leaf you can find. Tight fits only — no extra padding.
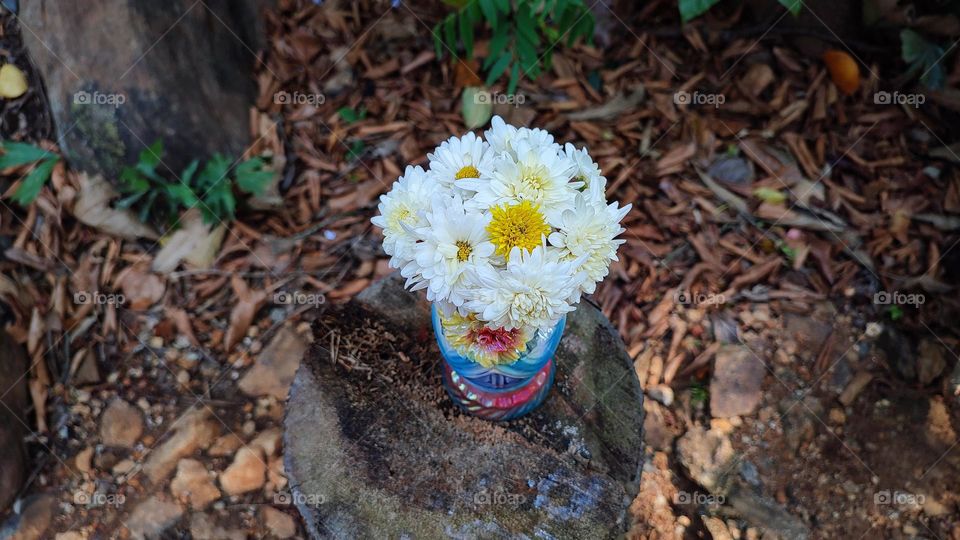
[444,14,458,57]
[138,139,164,169]
[338,106,359,123]
[119,167,150,193]
[200,181,235,224]
[0,141,50,169]
[194,154,232,192]
[484,24,510,70]
[181,159,200,185]
[461,87,493,129]
[459,11,474,59]
[754,187,787,204]
[165,183,199,208]
[433,22,444,58]
[888,305,904,321]
[678,0,721,22]
[479,0,498,28]
[777,0,802,15]
[507,61,520,94]
[234,157,274,195]
[485,51,512,86]
[901,29,947,89]
[11,158,56,206]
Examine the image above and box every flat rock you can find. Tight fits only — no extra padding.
[100,399,144,448]
[142,408,219,483]
[677,427,735,494]
[284,274,644,539]
[125,496,183,540]
[188,512,246,540]
[219,448,266,496]
[261,506,297,539]
[170,458,221,510]
[710,345,766,418]
[239,326,309,400]
[0,494,56,540]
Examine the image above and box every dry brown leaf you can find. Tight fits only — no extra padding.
[71,173,159,240]
[152,209,226,274]
[116,264,166,310]
[224,276,269,352]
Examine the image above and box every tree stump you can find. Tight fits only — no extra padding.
[284,275,644,539]
[0,330,29,512]
[20,0,268,178]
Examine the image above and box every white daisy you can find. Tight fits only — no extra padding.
[411,194,495,307]
[516,126,561,154]
[458,139,580,224]
[563,143,606,193]
[548,188,631,294]
[464,245,585,331]
[484,116,519,156]
[370,165,434,267]
[426,132,495,188]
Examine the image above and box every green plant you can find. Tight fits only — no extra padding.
[434,0,595,93]
[900,29,946,89]
[0,141,60,206]
[116,140,274,227]
[679,0,801,22]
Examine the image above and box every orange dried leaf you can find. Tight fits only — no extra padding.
[822,50,860,95]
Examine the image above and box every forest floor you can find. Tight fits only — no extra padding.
[1,0,959,539]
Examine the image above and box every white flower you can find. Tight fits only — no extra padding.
[548,187,631,294]
[370,165,434,267]
[484,116,519,155]
[516,126,561,154]
[464,246,584,331]
[410,194,495,307]
[563,143,606,193]
[458,139,580,224]
[426,132,494,188]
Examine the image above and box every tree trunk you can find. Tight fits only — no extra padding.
[284,275,645,539]
[0,329,28,512]
[20,0,269,178]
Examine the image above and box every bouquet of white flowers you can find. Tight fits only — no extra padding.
[372,116,630,366]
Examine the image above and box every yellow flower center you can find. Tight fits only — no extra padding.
[454,165,480,180]
[455,240,473,262]
[487,201,550,260]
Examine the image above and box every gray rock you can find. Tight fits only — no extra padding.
[710,345,766,418]
[125,496,183,540]
[284,274,644,539]
[677,427,735,494]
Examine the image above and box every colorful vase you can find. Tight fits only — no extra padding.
[431,305,564,421]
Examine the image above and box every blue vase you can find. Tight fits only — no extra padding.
[431,305,564,421]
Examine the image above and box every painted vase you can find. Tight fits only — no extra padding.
[431,305,564,421]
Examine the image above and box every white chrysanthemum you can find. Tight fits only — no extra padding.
[409,194,495,307]
[563,143,606,193]
[370,165,434,266]
[464,246,584,331]
[426,132,495,188]
[458,139,580,224]
[516,126,561,154]
[484,116,519,155]
[548,185,631,294]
